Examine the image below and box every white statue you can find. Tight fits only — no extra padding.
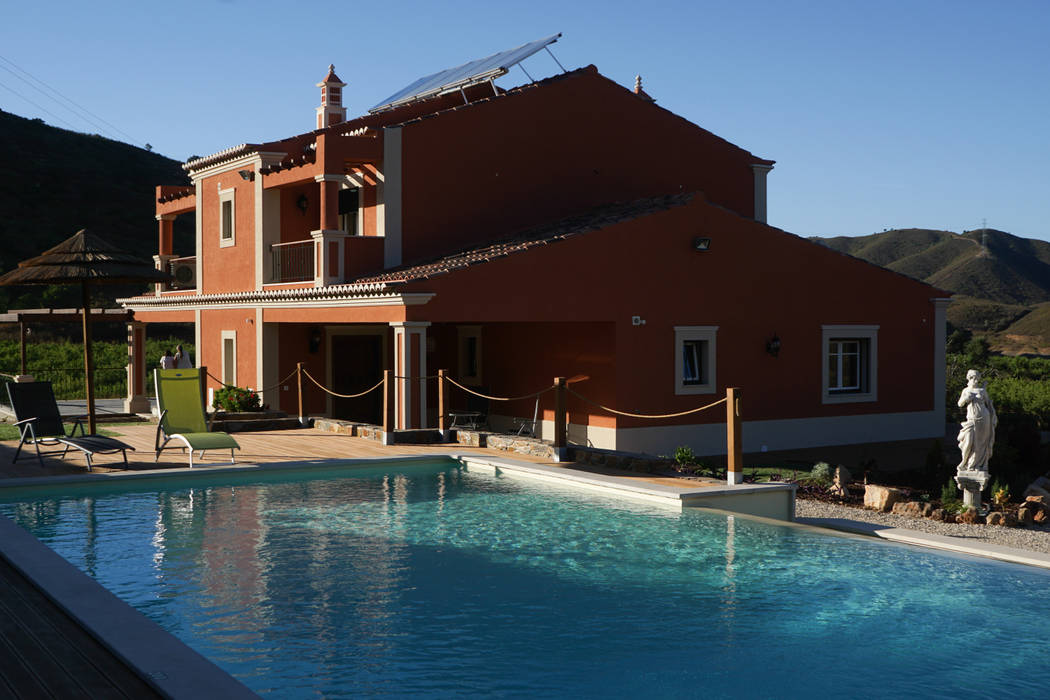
[956,369,997,472]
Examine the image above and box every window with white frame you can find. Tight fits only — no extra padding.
[221,330,237,388]
[219,187,235,247]
[457,326,482,386]
[674,326,717,395]
[822,325,878,403]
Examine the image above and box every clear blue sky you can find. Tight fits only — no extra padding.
[2,0,1047,241]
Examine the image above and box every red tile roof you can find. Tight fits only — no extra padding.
[354,192,694,285]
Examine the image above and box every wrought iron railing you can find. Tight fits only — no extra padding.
[271,240,314,283]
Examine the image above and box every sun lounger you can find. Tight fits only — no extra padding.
[154,368,239,467]
[6,381,134,471]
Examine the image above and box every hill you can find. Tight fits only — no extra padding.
[0,109,192,311]
[812,228,1050,354]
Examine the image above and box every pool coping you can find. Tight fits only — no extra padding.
[796,517,1050,570]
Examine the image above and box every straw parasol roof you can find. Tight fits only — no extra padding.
[0,229,170,434]
[0,229,170,285]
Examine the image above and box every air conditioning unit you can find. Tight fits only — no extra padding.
[171,261,196,288]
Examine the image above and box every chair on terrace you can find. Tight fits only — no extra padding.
[154,368,239,467]
[6,381,134,471]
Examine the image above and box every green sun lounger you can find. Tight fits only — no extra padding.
[154,368,239,467]
[6,380,134,471]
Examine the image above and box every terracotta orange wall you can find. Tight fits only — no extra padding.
[199,309,256,396]
[278,185,316,243]
[400,68,762,264]
[200,170,256,293]
[274,323,328,415]
[409,196,940,429]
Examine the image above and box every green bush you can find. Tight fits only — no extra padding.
[673,445,697,465]
[810,461,833,484]
[213,385,260,412]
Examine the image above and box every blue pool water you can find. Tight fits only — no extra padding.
[0,460,1047,698]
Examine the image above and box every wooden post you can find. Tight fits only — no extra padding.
[382,369,395,444]
[81,282,96,435]
[726,387,743,485]
[553,376,567,452]
[296,362,305,426]
[19,320,27,376]
[437,369,447,434]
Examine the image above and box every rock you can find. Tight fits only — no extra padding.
[1017,507,1034,526]
[986,512,1005,526]
[929,508,945,521]
[957,507,980,525]
[1004,512,1019,527]
[864,485,906,512]
[1024,483,1050,501]
[827,466,852,497]
[1035,510,1048,524]
[891,501,909,515]
[1024,495,1050,514]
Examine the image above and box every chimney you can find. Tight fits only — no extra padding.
[633,75,655,103]
[316,64,347,129]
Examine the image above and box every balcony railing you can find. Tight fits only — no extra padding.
[271,240,314,283]
[168,256,196,289]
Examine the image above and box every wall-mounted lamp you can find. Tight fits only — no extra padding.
[309,327,322,354]
[297,194,309,214]
[692,237,711,251]
[766,333,781,358]
[238,169,255,181]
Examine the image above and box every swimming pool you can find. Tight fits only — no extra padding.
[0,458,1046,698]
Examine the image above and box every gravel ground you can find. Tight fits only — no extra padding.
[795,497,1050,555]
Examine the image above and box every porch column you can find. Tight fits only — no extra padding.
[315,175,342,231]
[157,214,176,255]
[124,320,150,413]
[310,229,349,286]
[391,321,430,430]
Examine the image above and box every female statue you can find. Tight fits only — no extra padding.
[956,369,996,472]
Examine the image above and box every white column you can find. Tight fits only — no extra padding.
[751,164,773,224]
[382,127,402,268]
[933,298,951,430]
[391,321,430,429]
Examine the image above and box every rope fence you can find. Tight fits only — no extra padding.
[302,368,384,399]
[566,387,727,419]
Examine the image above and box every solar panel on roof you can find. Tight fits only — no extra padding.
[368,33,562,113]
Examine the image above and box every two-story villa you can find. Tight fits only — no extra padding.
[120,37,951,458]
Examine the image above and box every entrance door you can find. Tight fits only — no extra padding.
[330,334,383,424]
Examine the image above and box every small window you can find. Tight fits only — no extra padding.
[457,326,482,386]
[674,326,717,395]
[339,187,359,235]
[219,188,235,247]
[221,330,237,388]
[822,325,878,403]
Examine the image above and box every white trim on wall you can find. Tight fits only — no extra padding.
[821,324,878,404]
[616,409,943,456]
[218,186,236,248]
[674,326,718,395]
[220,330,237,388]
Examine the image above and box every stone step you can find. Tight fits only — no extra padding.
[209,411,306,433]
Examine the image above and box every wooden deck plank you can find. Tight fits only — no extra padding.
[0,556,162,699]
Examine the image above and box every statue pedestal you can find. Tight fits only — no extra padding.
[955,469,990,509]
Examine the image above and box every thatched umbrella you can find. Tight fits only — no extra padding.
[0,229,169,434]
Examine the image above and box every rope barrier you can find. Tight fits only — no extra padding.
[302,368,384,399]
[566,387,727,419]
[444,375,555,402]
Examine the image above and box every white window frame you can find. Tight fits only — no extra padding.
[822,325,878,404]
[219,187,236,248]
[457,325,482,386]
[674,326,717,395]
[221,330,237,388]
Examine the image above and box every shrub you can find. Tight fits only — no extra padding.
[810,461,833,484]
[213,385,260,412]
[673,445,697,466]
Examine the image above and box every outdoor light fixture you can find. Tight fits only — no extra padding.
[309,327,322,354]
[297,194,309,214]
[692,237,711,251]
[238,169,254,181]
[766,334,781,357]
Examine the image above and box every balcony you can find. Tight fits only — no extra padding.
[271,240,314,283]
